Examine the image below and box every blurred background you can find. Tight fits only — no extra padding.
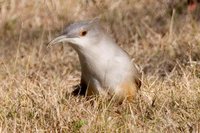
[0,0,200,132]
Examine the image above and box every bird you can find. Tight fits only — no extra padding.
[48,18,141,102]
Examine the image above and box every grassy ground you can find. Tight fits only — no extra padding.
[0,0,200,132]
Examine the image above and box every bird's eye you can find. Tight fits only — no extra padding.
[80,30,87,36]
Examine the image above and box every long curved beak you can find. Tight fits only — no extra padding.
[47,35,69,48]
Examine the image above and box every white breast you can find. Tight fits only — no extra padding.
[76,36,135,92]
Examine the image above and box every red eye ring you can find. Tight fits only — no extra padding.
[80,30,87,36]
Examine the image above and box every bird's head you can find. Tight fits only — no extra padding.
[48,18,103,48]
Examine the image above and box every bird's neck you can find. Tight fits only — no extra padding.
[74,36,132,88]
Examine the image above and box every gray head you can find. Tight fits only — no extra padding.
[48,18,103,48]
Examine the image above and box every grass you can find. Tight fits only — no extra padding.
[0,0,200,132]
